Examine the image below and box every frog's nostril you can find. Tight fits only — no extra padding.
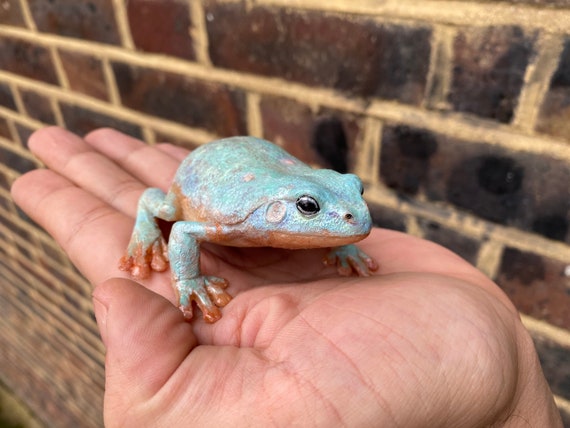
[344,213,354,222]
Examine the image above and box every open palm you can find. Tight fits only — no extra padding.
[12,127,561,427]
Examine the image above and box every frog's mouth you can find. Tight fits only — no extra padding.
[264,230,370,249]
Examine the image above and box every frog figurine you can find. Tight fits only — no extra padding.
[120,136,378,323]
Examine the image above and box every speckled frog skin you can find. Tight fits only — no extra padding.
[120,137,377,322]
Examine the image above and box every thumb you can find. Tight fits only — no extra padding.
[92,278,196,405]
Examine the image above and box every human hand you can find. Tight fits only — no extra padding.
[12,127,562,427]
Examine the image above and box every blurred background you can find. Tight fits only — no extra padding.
[0,0,569,426]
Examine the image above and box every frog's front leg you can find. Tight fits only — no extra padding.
[169,221,232,323]
[324,245,379,277]
[120,188,178,279]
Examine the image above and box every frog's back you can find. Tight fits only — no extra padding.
[173,137,313,223]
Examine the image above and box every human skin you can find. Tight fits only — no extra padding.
[11,127,562,427]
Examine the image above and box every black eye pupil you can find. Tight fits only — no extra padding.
[296,195,320,215]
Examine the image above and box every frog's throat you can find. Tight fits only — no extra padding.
[263,230,370,249]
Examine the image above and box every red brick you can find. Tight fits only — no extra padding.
[28,0,120,45]
[112,62,246,137]
[260,96,362,171]
[205,3,431,104]
[380,125,570,243]
[59,102,142,138]
[450,26,536,123]
[127,0,195,61]
[58,50,109,101]
[0,0,26,27]
[20,89,56,125]
[536,37,570,139]
[497,248,570,329]
[0,37,58,85]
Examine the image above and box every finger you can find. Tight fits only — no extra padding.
[12,169,136,285]
[93,278,196,402]
[156,142,191,161]
[84,128,180,190]
[27,127,144,216]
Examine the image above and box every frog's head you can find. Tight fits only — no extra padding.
[257,170,373,249]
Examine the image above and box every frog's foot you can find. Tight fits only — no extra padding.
[119,238,169,280]
[176,276,232,323]
[324,244,379,277]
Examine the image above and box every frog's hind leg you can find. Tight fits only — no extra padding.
[120,188,180,280]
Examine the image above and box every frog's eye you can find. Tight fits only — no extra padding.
[296,195,320,216]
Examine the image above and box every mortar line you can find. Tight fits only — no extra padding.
[49,46,70,90]
[367,100,570,163]
[190,0,213,66]
[512,33,564,132]
[5,119,20,146]
[256,0,570,33]
[142,126,156,145]
[355,116,382,184]
[0,25,569,161]
[102,58,121,105]
[423,24,455,110]
[0,135,42,165]
[365,187,570,263]
[0,104,47,129]
[554,395,570,417]
[50,98,65,128]
[9,82,27,117]
[476,240,505,279]
[111,0,134,49]
[17,0,36,31]
[521,314,570,348]
[246,92,263,138]
[0,77,218,144]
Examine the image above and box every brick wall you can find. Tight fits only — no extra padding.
[0,0,569,426]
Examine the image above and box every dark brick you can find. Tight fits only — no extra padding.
[260,96,362,171]
[127,0,195,60]
[0,0,26,27]
[28,0,120,45]
[418,219,480,265]
[58,50,108,101]
[0,145,37,174]
[531,332,570,401]
[368,203,407,232]
[380,125,438,195]
[449,26,535,123]
[379,125,570,242]
[0,38,58,85]
[20,90,56,125]
[205,3,431,104]
[0,82,17,111]
[15,123,37,147]
[536,37,570,139]
[113,62,246,137]
[496,248,570,329]
[59,102,143,138]
[0,117,11,139]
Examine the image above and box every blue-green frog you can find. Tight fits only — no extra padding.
[120,137,377,323]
